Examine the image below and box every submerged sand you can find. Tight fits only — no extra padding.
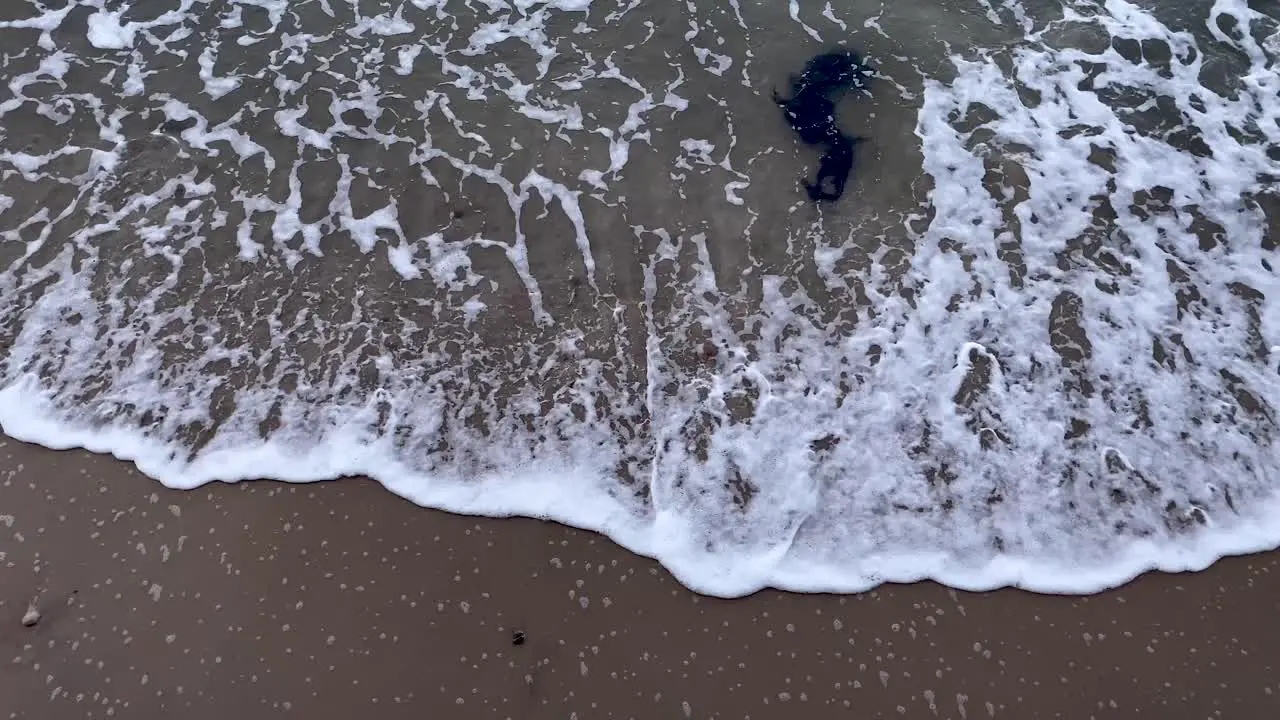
[3,0,1280,715]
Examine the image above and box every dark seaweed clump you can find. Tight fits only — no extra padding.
[773,50,873,202]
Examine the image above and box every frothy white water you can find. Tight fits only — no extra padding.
[1,0,1278,596]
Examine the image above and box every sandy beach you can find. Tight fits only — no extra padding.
[4,438,1279,719]
[3,0,1280,717]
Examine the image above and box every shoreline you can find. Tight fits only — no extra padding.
[2,0,1278,716]
[5,381,1274,599]
[3,437,1278,719]
[7,383,1276,600]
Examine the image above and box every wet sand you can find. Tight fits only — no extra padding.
[3,0,1280,716]
[3,438,1278,720]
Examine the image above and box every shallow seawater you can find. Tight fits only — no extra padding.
[0,0,1277,596]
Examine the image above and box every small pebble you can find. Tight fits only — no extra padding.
[21,602,40,627]
[511,630,526,646]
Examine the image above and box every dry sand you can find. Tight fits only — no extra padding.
[3,438,1278,720]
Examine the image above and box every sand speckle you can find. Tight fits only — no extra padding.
[21,600,40,627]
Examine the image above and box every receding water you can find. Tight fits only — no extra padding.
[0,0,1277,595]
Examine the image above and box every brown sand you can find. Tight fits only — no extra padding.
[2,437,1278,720]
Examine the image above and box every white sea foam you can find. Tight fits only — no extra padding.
[86,11,136,50]
[0,0,1277,597]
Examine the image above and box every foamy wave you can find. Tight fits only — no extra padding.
[0,0,1277,596]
